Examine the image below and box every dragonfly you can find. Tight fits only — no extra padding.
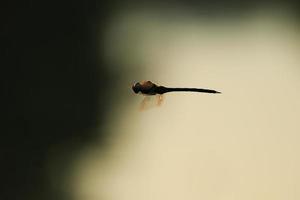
[132,81,221,110]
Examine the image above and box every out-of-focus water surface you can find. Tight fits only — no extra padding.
[70,7,300,200]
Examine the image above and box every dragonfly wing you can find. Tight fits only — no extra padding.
[156,94,164,106]
[139,95,161,111]
[139,96,151,111]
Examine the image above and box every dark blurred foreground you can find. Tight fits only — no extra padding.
[2,1,117,199]
[1,1,300,200]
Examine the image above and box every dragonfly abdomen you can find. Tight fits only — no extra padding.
[158,87,221,94]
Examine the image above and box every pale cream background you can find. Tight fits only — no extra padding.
[70,8,300,200]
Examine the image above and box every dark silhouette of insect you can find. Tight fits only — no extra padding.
[132,81,221,109]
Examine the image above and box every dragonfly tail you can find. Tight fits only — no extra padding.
[161,87,221,94]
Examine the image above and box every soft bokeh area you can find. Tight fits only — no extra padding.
[4,2,300,200]
[69,6,300,200]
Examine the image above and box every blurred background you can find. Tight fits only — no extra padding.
[2,1,300,200]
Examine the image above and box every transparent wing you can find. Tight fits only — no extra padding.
[139,95,164,111]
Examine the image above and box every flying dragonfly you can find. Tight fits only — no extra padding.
[132,81,221,110]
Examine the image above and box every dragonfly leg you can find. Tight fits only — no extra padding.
[156,94,164,106]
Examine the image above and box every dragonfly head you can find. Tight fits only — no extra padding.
[132,82,141,93]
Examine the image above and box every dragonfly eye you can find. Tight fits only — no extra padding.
[132,83,141,93]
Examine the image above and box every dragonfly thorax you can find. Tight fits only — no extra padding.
[132,81,158,95]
